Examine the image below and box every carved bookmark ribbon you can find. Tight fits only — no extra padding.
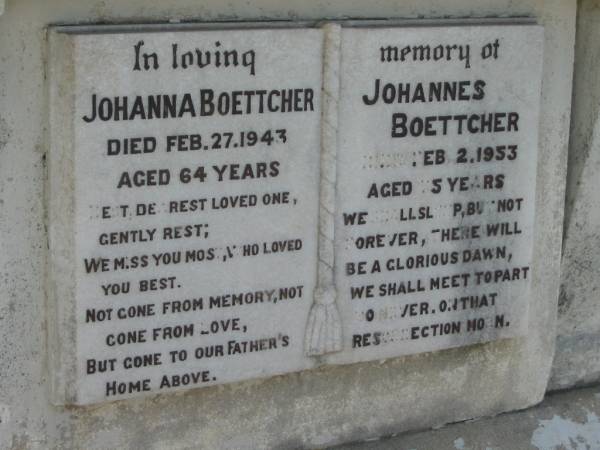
[305,23,343,356]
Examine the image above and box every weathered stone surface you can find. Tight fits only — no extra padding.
[0,1,575,448]
[337,384,600,450]
[550,0,600,391]
[329,25,542,365]
[48,27,323,405]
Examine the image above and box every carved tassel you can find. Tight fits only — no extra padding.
[305,23,343,357]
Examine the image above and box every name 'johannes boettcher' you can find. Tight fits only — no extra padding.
[81,88,316,123]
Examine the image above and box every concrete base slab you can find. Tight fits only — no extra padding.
[338,385,600,450]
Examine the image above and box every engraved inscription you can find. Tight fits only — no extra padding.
[64,28,323,404]
[49,23,544,404]
[329,25,543,364]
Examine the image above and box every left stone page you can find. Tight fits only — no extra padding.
[48,26,323,405]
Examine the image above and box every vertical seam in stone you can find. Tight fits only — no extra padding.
[304,23,343,357]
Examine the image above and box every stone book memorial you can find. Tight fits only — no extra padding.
[330,25,543,364]
[48,22,543,405]
[48,27,324,405]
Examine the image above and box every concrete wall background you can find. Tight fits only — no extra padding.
[0,1,576,449]
[551,0,600,391]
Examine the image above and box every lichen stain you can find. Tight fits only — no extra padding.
[0,116,11,151]
[531,412,600,450]
[9,433,30,450]
[558,284,573,315]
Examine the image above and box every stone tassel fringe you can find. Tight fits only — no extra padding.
[305,23,343,357]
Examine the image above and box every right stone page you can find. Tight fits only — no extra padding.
[327,24,544,364]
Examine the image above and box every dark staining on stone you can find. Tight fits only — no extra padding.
[0,117,11,151]
[558,284,573,315]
